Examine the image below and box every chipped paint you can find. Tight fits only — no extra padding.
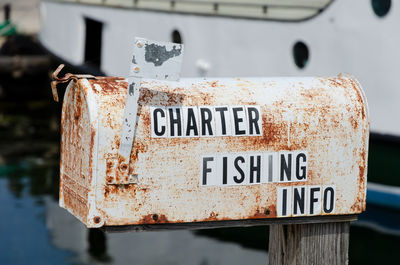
[144,43,182,67]
[59,74,369,228]
[129,38,184,80]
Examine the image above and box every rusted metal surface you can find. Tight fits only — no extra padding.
[59,80,90,224]
[59,74,369,228]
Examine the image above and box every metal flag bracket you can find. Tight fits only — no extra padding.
[51,64,96,102]
[107,37,184,185]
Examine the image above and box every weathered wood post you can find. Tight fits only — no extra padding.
[269,222,350,265]
[53,38,369,264]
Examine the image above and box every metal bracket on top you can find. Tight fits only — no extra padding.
[51,64,96,102]
[107,38,184,185]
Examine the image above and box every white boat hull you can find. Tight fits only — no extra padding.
[40,0,400,136]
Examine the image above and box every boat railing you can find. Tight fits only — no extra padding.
[47,0,333,21]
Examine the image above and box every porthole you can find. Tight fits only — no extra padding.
[371,0,391,17]
[172,30,182,44]
[293,41,309,69]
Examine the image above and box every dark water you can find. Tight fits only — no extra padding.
[1,85,400,264]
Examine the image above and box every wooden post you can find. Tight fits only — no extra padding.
[268,222,350,265]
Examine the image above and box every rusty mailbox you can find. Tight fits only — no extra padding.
[56,72,369,229]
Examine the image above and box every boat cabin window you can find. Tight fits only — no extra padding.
[293,41,309,69]
[172,30,182,44]
[84,18,103,68]
[371,0,391,17]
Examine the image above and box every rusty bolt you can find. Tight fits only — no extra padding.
[264,209,270,215]
[152,214,159,221]
[93,216,101,224]
[134,66,140,73]
[106,176,114,183]
[119,163,128,172]
[136,41,143,48]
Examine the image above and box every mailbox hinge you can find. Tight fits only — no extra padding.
[113,38,184,185]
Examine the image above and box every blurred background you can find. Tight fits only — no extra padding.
[1,0,400,264]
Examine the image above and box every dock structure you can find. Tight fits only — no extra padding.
[0,0,40,35]
[0,1,52,78]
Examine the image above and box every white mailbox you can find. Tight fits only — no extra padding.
[56,73,369,229]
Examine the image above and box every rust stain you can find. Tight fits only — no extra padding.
[249,207,277,219]
[89,125,96,183]
[138,87,158,105]
[129,141,148,174]
[114,135,121,149]
[141,112,151,135]
[350,201,363,213]
[198,91,215,105]
[167,92,185,106]
[60,79,93,224]
[74,91,82,121]
[348,78,366,120]
[104,184,138,199]
[139,214,169,224]
[233,117,305,152]
[105,158,114,181]
[350,148,367,213]
[62,185,88,221]
[113,156,129,183]
[106,113,116,130]
[106,176,114,184]
[350,117,358,130]
[89,77,127,95]
[359,163,365,185]
[252,209,266,218]
[138,86,187,106]
[201,212,222,222]
[324,77,344,89]
[267,205,277,217]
